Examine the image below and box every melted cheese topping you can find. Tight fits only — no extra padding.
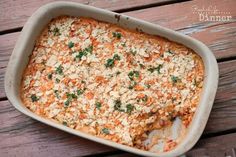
[21,16,204,152]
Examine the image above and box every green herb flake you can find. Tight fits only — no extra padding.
[167,50,174,54]
[68,41,74,48]
[128,70,139,80]
[64,92,78,107]
[95,102,102,110]
[142,95,148,102]
[112,32,122,39]
[31,94,39,102]
[84,45,93,54]
[62,121,67,126]
[48,73,53,79]
[114,100,124,112]
[77,89,85,96]
[139,63,145,68]
[147,65,162,74]
[113,54,121,60]
[105,54,121,68]
[126,104,134,114]
[171,75,180,84]
[67,93,77,99]
[55,78,60,83]
[128,81,137,89]
[52,27,60,36]
[64,100,70,107]
[55,65,63,75]
[102,128,110,134]
[75,45,93,60]
[54,90,60,99]
[105,58,115,68]
[116,71,121,75]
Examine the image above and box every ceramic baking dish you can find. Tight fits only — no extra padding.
[4,1,219,157]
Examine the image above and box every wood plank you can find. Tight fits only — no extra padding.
[0,0,235,98]
[186,133,236,157]
[0,100,115,156]
[106,133,236,157]
[0,0,176,32]
[1,59,236,156]
[205,60,236,134]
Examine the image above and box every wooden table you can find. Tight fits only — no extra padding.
[0,0,236,156]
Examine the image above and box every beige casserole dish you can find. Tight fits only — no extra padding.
[5,1,219,157]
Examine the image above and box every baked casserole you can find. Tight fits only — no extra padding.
[21,16,204,152]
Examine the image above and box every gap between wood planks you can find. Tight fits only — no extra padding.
[0,0,235,156]
[0,0,191,35]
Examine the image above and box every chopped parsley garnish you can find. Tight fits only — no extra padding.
[167,50,174,54]
[121,42,126,47]
[116,71,121,75]
[114,100,124,112]
[112,32,122,39]
[102,128,110,134]
[55,65,63,75]
[105,54,121,68]
[48,73,53,79]
[128,81,137,89]
[126,104,134,114]
[84,45,93,54]
[128,70,139,80]
[31,94,39,102]
[67,93,77,99]
[139,63,145,68]
[77,89,85,96]
[55,78,60,83]
[62,121,68,126]
[76,51,86,60]
[68,41,74,48]
[95,102,102,110]
[75,45,93,60]
[171,75,180,84]
[54,90,60,99]
[113,54,121,60]
[142,95,148,102]
[64,100,70,107]
[52,27,60,36]
[147,64,162,74]
[64,92,77,107]
[105,58,114,68]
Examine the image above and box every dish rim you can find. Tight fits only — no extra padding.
[4,1,219,157]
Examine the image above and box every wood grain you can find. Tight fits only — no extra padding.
[0,0,235,98]
[0,60,236,156]
[106,133,236,157]
[0,0,177,32]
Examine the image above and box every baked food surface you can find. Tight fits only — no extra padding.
[21,16,204,152]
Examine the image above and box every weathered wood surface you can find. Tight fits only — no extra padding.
[107,133,236,157]
[0,0,236,156]
[0,60,236,156]
[0,0,178,32]
[0,0,235,99]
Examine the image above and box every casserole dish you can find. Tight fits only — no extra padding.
[4,1,219,157]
